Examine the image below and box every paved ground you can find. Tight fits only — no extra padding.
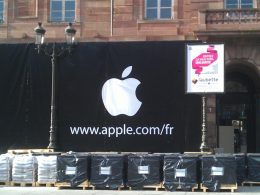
[0,186,260,195]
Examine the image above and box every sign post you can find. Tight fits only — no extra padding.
[186,43,225,152]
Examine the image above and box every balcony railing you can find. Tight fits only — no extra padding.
[204,9,260,24]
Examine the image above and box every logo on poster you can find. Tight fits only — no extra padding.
[101,66,142,116]
[192,45,218,75]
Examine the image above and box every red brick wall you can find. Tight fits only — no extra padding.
[0,0,204,42]
[16,0,37,18]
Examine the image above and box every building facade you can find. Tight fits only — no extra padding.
[0,0,260,152]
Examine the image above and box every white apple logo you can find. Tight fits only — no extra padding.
[101,66,142,116]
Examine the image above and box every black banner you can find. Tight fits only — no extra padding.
[0,41,201,153]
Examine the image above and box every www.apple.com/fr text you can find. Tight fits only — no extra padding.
[70,124,174,137]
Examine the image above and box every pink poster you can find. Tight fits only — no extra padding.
[186,44,224,93]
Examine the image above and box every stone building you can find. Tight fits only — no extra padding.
[0,0,259,152]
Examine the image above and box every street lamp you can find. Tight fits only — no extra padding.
[34,22,77,150]
[34,22,46,53]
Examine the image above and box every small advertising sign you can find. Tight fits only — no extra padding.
[99,166,112,175]
[175,168,187,178]
[186,44,224,93]
[211,166,224,176]
[65,166,76,175]
[138,166,150,174]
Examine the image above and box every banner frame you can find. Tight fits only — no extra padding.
[185,42,225,94]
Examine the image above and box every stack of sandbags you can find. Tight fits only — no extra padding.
[37,155,57,183]
[163,154,199,191]
[127,153,162,189]
[201,154,237,192]
[12,155,37,182]
[0,154,13,182]
[233,153,246,185]
[247,153,260,182]
[57,153,89,187]
[90,153,125,189]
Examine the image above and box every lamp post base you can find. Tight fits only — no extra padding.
[200,143,210,152]
[47,143,57,150]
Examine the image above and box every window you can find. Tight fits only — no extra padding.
[0,0,3,23]
[50,0,75,22]
[145,0,172,20]
[225,0,253,9]
[16,0,38,18]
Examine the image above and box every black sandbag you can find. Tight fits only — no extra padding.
[57,153,89,187]
[247,153,260,182]
[163,154,198,191]
[127,154,162,189]
[201,154,236,192]
[90,154,125,189]
[233,153,246,185]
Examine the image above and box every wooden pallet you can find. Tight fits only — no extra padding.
[200,183,237,192]
[10,181,36,187]
[89,184,125,190]
[0,181,10,186]
[242,181,260,186]
[55,181,89,190]
[191,184,200,192]
[184,151,212,155]
[8,149,54,154]
[129,183,163,191]
[161,183,199,192]
[35,182,56,187]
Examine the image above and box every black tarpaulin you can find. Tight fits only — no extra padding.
[126,153,162,189]
[234,153,246,185]
[163,154,199,191]
[90,153,125,189]
[201,154,237,192]
[247,153,260,182]
[0,41,201,153]
[0,44,50,152]
[57,153,89,187]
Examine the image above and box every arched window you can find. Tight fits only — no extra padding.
[225,80,248,93]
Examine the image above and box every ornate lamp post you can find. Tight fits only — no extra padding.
[200,94,209,152]
[34,22,76,150]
